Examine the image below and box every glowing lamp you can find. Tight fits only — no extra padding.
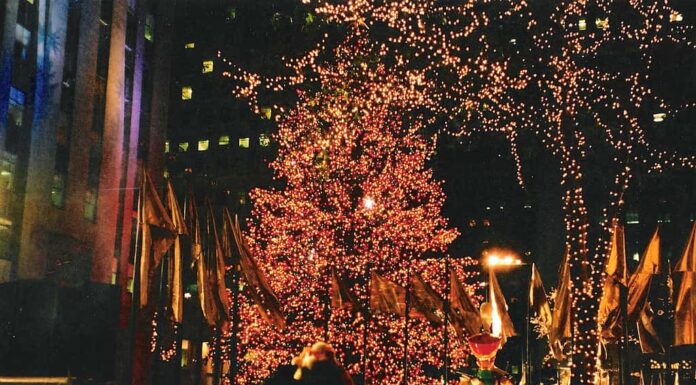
[467,332,502,370]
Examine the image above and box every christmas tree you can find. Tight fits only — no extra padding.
[229,66,484,384]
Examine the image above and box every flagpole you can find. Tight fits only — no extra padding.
[324,266,331,342]
[443,256,450,385]
[619,282,628,385]
[403,262,412,385]
[128,172,143,385]
[151,248,168,385]
[525,264,532,385]
[229,264,240,385]
[362,262,372,385]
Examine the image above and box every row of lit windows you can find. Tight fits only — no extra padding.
[575,12,681,32]
[166,134,270,153]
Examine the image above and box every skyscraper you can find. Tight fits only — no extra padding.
[0,0,173,378]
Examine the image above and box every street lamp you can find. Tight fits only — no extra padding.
[482,248,523,269]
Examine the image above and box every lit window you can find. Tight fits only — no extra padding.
[259,134,270,147]
[15,25,31,60]
[50,174,66,208]
[653,112,666,122]
[627,212,639,225]
[239,137,249,148]
[198,140,209,151]
[218,135,230,146]
[595,18,609,30]
[179,142,189,152]
[181,86,192,100]
[15,24,31,46]
[181,340,190,368]
[202,60,214,73]
[578,19,587,31]
[260,107,272,120]
[144,14,154,41]
[165,141,170,153]
[238,192,247,205]
[185,42,195,49]
[670,12,683,23]
[632,252,640,262]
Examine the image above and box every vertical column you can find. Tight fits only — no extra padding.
[91,0,127,284]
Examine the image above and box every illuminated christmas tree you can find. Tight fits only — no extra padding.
[225,66,491,385]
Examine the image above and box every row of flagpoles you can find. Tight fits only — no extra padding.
[132,169,524,385]
[526,221,696,385]
[132,166,695,385]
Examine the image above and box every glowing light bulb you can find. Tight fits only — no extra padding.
[363,196,375,209]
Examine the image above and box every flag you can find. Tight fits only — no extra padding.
[627,228,660,318]
[674,271,696,345]
[186,194,219,325]
[674,222,696,272]
[549,249,571,361]
[529,263,552,334]
[674,222,696,345]
[637,304,664,353]
[449,270,482,337]
[206,200,230,323]
[231,215,285,329]
[604,227,661,337]
[369,272,406,316]
[598,223,627,340]
[139,170,176,308]
[489,271,516,344]
[409,273,445,324]
[221,208,238,263]
[165,180,187,323]
[330,268,361,312]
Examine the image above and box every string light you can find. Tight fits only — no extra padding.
[218,0,695,383]
[213,71,484,384]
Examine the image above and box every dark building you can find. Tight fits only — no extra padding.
[166,0,276,217]
[0,0,174,379]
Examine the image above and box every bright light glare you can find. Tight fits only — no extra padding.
[485,253,522,267]
[363,196,375,209]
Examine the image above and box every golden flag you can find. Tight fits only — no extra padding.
[409,273,445,324]
[674,222,696,272]
[605,227,661,336]
[627,228,660,317]
[489,271,516,344]
[637,304,664,353]
[186,195,219,325]
[674,223,696,345]
[674,272,696,345]
[165,181,187,323]
[449,270,482,337]
[231,215,285,329]
[206,200,230,323]
[529,263,552,334]
[549,249,571,361]
[330,268,361,312]
[598,223,627,339]
[139,170,176,308]
[369,272,406,316]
